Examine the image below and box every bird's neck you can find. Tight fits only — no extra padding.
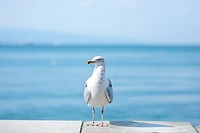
[92,64,105,79]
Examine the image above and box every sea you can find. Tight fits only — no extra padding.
[0,45,200,126]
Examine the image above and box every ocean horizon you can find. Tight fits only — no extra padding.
[0,45,199,126]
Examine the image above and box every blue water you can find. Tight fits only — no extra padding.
[0,45,200,126]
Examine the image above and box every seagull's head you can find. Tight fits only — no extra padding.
[87,56,105,65]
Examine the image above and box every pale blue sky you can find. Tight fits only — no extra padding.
[0,0,200,44]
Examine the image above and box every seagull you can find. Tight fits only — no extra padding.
[84,56,113,127]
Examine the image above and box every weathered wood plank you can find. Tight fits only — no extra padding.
[0,120,82,133]
[0,120,197,133]
[196,126,200,133]
[82,121,197,133]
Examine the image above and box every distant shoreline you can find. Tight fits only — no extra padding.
[0,43,200,47]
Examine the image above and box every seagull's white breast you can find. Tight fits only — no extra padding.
[87,77,109,107]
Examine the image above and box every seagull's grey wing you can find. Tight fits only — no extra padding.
[84,80,91,104]
[105,78,113,103]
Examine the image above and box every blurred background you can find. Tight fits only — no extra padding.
[0,0,200,126]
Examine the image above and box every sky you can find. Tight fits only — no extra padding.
[0,0,200,44]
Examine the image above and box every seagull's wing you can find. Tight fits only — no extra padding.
[105,78,113,103]
[84,79,91,104]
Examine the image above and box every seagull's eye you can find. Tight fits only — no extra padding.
[96,59,101,61]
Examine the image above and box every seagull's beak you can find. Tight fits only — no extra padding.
[87,60,95,64]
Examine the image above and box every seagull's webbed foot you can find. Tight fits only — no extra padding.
[87,122,95,126]
[96,122,108,127]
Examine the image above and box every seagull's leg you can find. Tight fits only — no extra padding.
[87,107,95,126]
[101,106,104,126]
[97,106,106,127]
[92,107,95,126]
